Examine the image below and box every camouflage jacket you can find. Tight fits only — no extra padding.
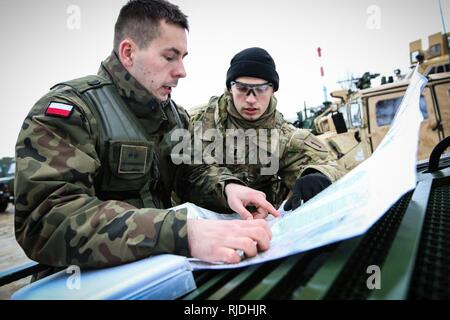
[189,93,347,207]
[14,52,242,268]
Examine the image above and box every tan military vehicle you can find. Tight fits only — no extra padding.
[306,32,450,171]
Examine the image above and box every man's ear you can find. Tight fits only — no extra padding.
[118,39,136,68]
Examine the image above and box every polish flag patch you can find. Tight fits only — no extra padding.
[45,102,74,118]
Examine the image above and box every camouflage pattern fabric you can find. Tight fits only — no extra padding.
[14,52,242,268]
[189,92,347,208]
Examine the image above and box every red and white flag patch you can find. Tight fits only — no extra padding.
[45,102,74,118]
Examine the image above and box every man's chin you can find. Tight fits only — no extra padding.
[155,93,169,103]
[244,115,261,121]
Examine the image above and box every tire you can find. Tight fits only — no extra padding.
[0,199,8,213]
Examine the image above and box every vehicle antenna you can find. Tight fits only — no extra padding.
[438,0,447,35]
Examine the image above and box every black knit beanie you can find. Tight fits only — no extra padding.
[226,47,279,91]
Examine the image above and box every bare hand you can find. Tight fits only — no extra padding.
[187,218,272,264]
[225,183,280,220]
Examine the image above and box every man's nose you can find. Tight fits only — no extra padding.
[173,61,186,78]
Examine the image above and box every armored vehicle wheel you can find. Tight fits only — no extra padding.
[0,199,8,213]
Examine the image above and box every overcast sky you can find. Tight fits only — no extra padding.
[0,0,448,157]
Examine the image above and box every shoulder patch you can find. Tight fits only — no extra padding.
[45,102,74,118]
[287,128,327,153]
[304,135,327,152]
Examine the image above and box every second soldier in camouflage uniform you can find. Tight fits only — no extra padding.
[189,47,347,213]
[14,1,276,270]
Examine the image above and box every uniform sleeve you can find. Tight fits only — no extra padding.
[175,163,244,213]
[279,126,348,190]
[14,94,189,268]
[173,106,244,213]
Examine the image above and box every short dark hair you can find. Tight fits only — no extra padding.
[114,0,189,52]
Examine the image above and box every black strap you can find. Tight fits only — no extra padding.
[428,136,450,172]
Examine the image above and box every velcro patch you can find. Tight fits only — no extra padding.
[118,145,148,174]
[45,102,74,118]
[304,135,327,152]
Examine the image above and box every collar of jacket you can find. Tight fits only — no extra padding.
[98,52,169,120]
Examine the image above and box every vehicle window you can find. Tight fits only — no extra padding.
[350,100,363,128]
[428,43,441,57]
[410,50,420,63]
[376,95,428,127]
[338,106,350,128]
[7,162,15,175]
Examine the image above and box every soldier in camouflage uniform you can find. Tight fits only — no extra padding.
[189,47,347,215]
[14,0,277,269]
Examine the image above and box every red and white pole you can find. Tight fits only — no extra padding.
[317,47,328,102]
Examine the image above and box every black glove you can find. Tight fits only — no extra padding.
[284,172,332,211]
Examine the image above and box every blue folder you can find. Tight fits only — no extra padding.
[12,254,196,300]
